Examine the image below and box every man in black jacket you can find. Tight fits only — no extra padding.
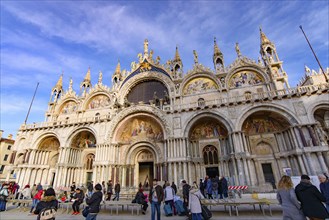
[85,184,103,220]
[295,174,329,220]
[149,179,164,220]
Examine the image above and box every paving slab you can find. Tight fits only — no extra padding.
[0,203,283,220]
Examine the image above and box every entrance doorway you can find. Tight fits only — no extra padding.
[262,163,276,189]
[86,172,93,185]
[139,162,153,188]
[206,167,219,178]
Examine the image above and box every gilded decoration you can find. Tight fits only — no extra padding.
[88,95,111,109]
[60,101,77,114]
[71,131,96,148]
[190,120,228,140]
[228,71,264,88]
[183,77,218,95]
[39,137,60,151]
[117,116,163,143]
[242,116,289,136]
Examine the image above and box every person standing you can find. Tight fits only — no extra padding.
[149,179,164,220]
[199,179,205,197]
[188,185,205,220]
[319,174,329,213]
[206,177,212,199]
[220,176,228,199]
[87,181,94,197]
[101,181,106,201]
[22,184,32,200]
[85,183,103,220]
[0,184,9,211]
[295,174,329,220]
[182,180,191,207]
[277,175,306,220]
[211,178,218,199]
[113,181,120,201]
[106,180,113,201]
[164,182,176,215]
[72,188,84,215]
[171,182,177,194]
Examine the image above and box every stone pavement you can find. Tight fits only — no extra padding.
[0,203,283,220]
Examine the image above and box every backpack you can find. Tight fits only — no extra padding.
[39,207,57,220]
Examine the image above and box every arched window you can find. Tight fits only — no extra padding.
[203,145,219,165]
[85,154,95,170]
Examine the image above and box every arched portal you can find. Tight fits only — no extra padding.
[241,111,291,190]
[187,115,229,180]
[34,135,60,186]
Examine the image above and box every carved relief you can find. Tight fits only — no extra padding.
[293,101,307,116]
[173,117,181,129]
[137,150,154,162]
[228,71,264,88]
[183,77,218,95]
[253,142,272,155]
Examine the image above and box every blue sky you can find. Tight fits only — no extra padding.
[1,1,328,138]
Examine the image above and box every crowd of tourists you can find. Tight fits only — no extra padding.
[0,173,328,220]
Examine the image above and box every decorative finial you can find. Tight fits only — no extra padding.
[193,50,198,64]
[235,43,241,57]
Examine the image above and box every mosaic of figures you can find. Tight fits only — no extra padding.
[60,101,77,114]
[117,116,163,143]
[228,71,264,88]
[190,120,228,140]
[88,95,111,109]
[243,116,289,136]
[183,77,218,95]
[71,131,96,148]
[39,137,60,151]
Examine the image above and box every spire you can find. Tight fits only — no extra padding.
[83,67,91,83]
[213,37,224,70]
[213,37,223,58]
[174,45,181,62]
[259,26,272,45]
[53,74,63,90]
[98,71,103,84]
[115,60,121,74]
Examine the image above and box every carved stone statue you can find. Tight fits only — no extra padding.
[305,65,311,74]
[235,43,241,57]
[193,50,198,64]
[137,53,143,63]
[155,56,161,65]
[144,39,149,58]
[131,61,137,71]
[98,71,103,84]
[69,78,73,91]
[149,50,154,61]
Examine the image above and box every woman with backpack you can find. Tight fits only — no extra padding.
[34,188,58,220]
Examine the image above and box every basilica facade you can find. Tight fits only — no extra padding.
[10,29,329,192]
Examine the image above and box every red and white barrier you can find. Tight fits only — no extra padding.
[228,185,248,190]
